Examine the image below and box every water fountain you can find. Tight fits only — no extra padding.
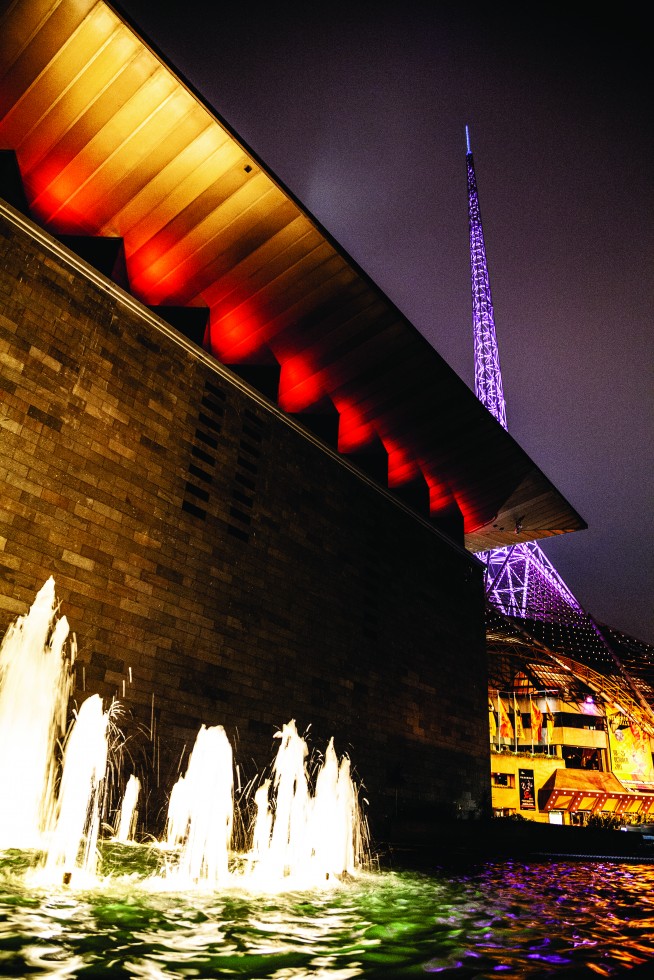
[2,582,654,977]
[0,579,367,892]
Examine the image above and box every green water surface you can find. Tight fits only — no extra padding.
[1,846,653,978]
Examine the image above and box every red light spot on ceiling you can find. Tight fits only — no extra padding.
[383,438,419,487]
[127,240,188,304]
[425,479,455,512]
[444,489,478,533]
[334,399,374,452]
[127,238,177,284]
[27,159,95,234]
[277,354,322,413]
[208,306,264,361]
[421,467,475,530]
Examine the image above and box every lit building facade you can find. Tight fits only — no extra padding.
[486,624,654,824]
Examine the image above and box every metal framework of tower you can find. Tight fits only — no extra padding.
[466,126,587,626]
[466,127,654,716]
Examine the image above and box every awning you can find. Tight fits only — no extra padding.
[539,768,654,815]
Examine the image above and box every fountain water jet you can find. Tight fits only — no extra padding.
[115,774,140,843]
[0,577,75,849]
[43,694,110,884]
[247,721,363,887]
[164,724,234,887]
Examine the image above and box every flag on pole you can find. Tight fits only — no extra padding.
[498,697,514,742]
[530,700,543,743]
[488,700,497,739]
[513,697,525,740]
[546,702,555,747]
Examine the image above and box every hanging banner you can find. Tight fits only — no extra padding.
[488,700,497,739]
[519,768,536,810]
[607,712,654,784]
[545,702,555,745]
[514,697,525,740]
[530,700,543,743]
[497,697,514,742]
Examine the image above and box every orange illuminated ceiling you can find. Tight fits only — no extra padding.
[0,0,586,550]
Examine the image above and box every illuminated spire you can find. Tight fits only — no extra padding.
[466,133,654,714]
[466,126,507,430]
[466,129,585,622]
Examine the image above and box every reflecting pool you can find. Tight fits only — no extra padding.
[1,847,653,977]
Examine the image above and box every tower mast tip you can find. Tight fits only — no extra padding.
[465,125,471,155]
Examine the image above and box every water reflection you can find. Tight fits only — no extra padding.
[1,850,654,977]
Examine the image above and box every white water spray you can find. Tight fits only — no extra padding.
[115,774,140,843]
[44,693,109,881]
[165,724,234,887]
[0,581,367,890]
[247,721,363,886]
[0,577,75,849]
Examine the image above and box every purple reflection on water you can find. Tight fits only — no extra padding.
[528,953,572,964]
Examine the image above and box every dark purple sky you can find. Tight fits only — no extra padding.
[116,2,653,644]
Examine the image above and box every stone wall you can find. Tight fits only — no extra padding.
[0,205,489,837]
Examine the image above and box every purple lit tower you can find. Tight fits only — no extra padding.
[465,126,585,623]
[465,128,654,708]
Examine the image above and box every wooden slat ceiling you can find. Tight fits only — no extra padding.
[0,0,586,551]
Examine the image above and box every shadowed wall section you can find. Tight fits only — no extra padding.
[0,206,488,835]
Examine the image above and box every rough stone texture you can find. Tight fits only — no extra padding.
[0,209,489,837]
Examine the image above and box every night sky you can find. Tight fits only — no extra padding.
[116,2,652,644]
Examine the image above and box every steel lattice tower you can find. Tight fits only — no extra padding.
[466,126,585,624]
[465,128,654,713]
[467,125,507,431]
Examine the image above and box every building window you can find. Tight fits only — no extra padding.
[562,747,603,770]
[492,772,515,788]
[558,712,605,731]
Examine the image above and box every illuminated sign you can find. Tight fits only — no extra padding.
[607,712,654,785]
[519,768,536,810]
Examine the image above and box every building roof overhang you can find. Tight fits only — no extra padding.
[0,0,586,550]
[539,769,654,814]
